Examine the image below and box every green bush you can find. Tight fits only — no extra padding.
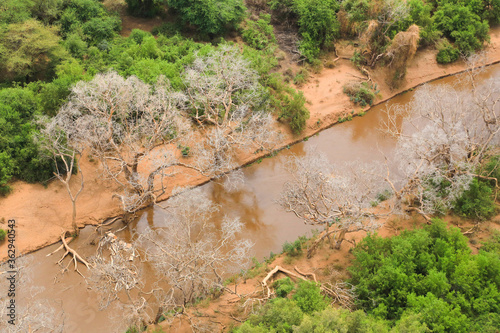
[436,39,460,64]
[269,0,339,61]
[267,73,309,134]
[282,236,307,257]
[240,14,276,50]
[293,280,327,314]
[482,154,500,188]
[453,178,496,220]
[125,0,164,18]
[343,82,377,107]
[273,277,295,298]
[433,4,489,55]
[168,0,246,36]
[242,298,304,333]
[349,219,500,332]
[0,229,6,242]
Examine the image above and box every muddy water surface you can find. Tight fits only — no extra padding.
[20,64,500,332]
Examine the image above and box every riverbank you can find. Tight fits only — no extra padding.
[2,27,500,260]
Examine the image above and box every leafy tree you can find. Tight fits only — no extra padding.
[433,4,489,55]
[168,0,246,36]
[240,14,276,50]
[0,0,34,24]
[0,19,68,82]
[453,178,496,220]
[0,87,55,189]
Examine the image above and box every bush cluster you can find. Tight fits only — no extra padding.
[269,0,340,61]
[343,82,378,107]
[350,219,500,333]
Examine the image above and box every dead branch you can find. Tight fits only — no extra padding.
[294,266,317,282]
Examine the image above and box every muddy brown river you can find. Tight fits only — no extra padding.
[11,64,500,332]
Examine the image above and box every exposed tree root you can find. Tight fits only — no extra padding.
[46,236,74,257]
[56,231,91,277]
[261,265,307,297]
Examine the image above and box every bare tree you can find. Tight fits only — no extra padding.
[88,188,253,329]
[137,188,253,309]
[88,232,150,330]
[382,63,500,218]
[182,45,281,177]
[37,115,84,233]
[56,72,190,212]
[278,148,385,256]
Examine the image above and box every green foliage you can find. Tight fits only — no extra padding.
[125,0,165,18]
[58,0,121,46]
[235,282,421,332]
[0,0,35,25]
[0,87,56,187]
[282,236,307,257]
[433,4,489,55]
[292,280,327,314]
[266,73,309,134]
[482,154,500,188]
[349,219,500,332]
[270,0,339,61]
[240,14,276,51]
[453,178,496,220]
[0,229,6,242]
[168,0,246,36]
[242,297,304,332]
[436,39,460,64]
[273,277,295,298]
[343,82,377,107]
[0,19,68,82]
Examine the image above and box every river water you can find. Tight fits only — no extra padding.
[10,63,500,332]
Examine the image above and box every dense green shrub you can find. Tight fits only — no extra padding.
[266,73,309,134]
[482,155,500,188]
[0,229,6,242]
[235,281,427,332]
[282,235,307,257]
[436,39,460,64]
[240,14,276,50]
[433,4,489,55]
[292,280,327,314]
[241,298,304,332]
[269,0,339,61]
[453,178,496,220]
[0,20,68,82]
[125,0,164,18]
[349,219,500,332]
[0,88,55,187]
[273,277,295,298]
[343,82,377,107]
[168,0,246,36]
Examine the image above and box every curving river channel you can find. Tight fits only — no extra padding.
[12,63,500,332]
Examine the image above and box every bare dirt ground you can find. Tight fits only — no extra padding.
[2,28,500,261]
